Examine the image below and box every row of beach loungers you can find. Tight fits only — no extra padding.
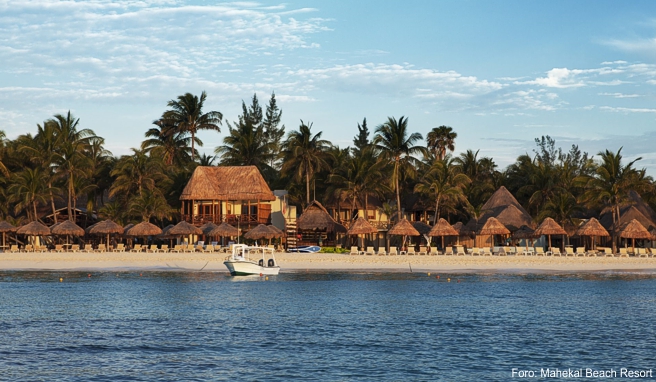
[349,245,656,258]
[5,243,275,254]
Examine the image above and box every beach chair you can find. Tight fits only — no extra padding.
[497,247,509,256]
[648,248,656,257]
[376,247,387,256]
[418,246,427,256]
[406,247,416,256]
[586,248,599,257]
[535,247,545,256]
[481,247,492,256]
[547,247,562,257]
[70,244,80,252]
[22,244,33,252]
[36,245,48,252]
[636,248,648,258]
[575,247,586,257]
[130,244,143,253]
[564,247,575,257]
[9,244,19,253]
[170,244,183,253]
[522,247,535,256]
[145,244,158,253]
[350,246,358,255]
[388,246,398,256]
[95,244,106,252]
[113,243,125,252]
[455,246,466,256]
[82,244,93,253]
[603,248,614,257]
[618,248,629,257]
[364,246,375,256]
[444,247,454,256]
[158,244,169,253]
[470,247,481,256]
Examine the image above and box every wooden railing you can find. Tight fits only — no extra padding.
[338,220,393,230]
[181,214,270,226]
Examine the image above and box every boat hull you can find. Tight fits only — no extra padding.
[224,260,280,276]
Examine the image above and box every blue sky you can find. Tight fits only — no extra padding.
[2,0,656,172]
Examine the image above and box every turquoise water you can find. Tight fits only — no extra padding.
[1,271,655,381]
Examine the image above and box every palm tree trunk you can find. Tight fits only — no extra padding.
[395,160,401,221]
[191,131,196,161]
[33,201,38,222]
[306,171,310,204]
[434,197,440,224]
[49,182,57,224]
[365,194,369,221]
[68,176,73,221]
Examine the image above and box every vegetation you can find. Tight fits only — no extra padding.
[1,90,654,253]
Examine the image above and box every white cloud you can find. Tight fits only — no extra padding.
[604,37,656,54]
[598,92,640,98]
[600,106,656,113]
[519,68,587,88]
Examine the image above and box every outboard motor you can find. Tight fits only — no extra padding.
[259,259,264,267]
[268,259,275,267]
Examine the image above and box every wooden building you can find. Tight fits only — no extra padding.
[179,166,276,227]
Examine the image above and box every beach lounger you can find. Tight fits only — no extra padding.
[145,244,158,253]
[455,246,466,256]
[113,243,125,252]
[575,247,586,257]
[602,248,613,257]
[201,245,213,253]
[130,244,143,252]
[158,244,169,253]
[546,247,560,256]
[406,247,416,256]
[388,246,398,256]
[418,246,427,256]
[636,248,648,258]
[36,245,48,252]
[376,247,387,256]
[9,244,19,253]
[195,245,204,252]
[95,244,106,252]
[565,247,575,257]
[444,247,454,256]
[350,246,358,255]
[470,247,481,256]
[22,244,34,252]
[648,248,656,257]
[522,247,535,256]
[586,248,599,257]
[535,247,545,256]
[497,247,509,256]
[618,248,629,257]
[70,244,80,252]
[82,244,93,253]
[481,247,492,256]
[365,246,375,256]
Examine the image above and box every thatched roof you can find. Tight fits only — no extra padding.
[179,165,274,201]
[88,220,124,235]
[534,217,567,236]
[199,222,219,235]
[512,225,538,239]
[619,219,651,239]
[244,224,277,240]
[168,221,203,236]
[600,205,656,232]
[267,225,285,237]
[0,221,17,233]
[478,217,510,235]
[466,187,533,232]
[125,221,162,236]
[51,220,85,236]
[297,201,346,233]
[575,218,609,237]
[17,221,51,236]
[347,217,377,235]
[388,219,420,236]
[158,224,175,238]
[452,222,473,236]
[429,218,458,237]
[411,221,432,235]
[208,222,240,237]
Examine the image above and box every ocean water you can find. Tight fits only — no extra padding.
[1,271,655,381]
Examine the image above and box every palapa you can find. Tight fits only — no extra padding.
[179,166,275,201]
[51,220,85,236]
[158,224,175,238]
[199,222,219,236]
[168,221,203,236]
[411,221,431,235]
[575,218,609,251]
[125,221,162,237]
[297,201,346,233]
[619,219,651,239]
[429,218,458,249]
[17,221,51,236]
[347,217,377,235]
[388,219,420,236]
[465,186,533,232]
[0,220,17,249]
[478,217,510,235]
[267,225,285,237]
[534,217,567,249]
[244,224,277,240]
[88,220,124,235]
[512,225,538,239]
[208,222,240,237]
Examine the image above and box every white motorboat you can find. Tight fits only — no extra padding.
[223,244,280,276]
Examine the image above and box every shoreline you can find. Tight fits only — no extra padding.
[2,251,656,274]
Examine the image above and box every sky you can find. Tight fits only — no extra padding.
[2,0,656,173]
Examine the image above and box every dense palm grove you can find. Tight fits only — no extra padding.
[1,91,654,245]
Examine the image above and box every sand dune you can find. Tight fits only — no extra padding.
[2,251,656,273]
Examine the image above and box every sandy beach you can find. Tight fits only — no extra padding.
[2,251,656,273]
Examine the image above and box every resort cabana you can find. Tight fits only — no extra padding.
[466,187,533,246]
[388,218,420,251]
[534,217,567,249]
[0,221,17,250]
[618,219,651,253]
[87,220,124,248]
[477,217,510,247]
[51,220,85,247]
[17,221,51,247]
[347,217,377,248]
[575,218,609,251]
[179,166,276,228]
[297,201,346,246]
[428,218,458,250]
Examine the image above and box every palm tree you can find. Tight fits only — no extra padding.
[143,118,196,166]
[373,116,425,220]
[414,156,470,222]
[0,130,9,177]
[8,168,54,221]
[538,190,583,245]
[128,190,172,222]
[215,117,275,175]
[281,121,330,204]
[582,148,645,251]
[109,148,169,199]
[426,125,457,160]
[163,91,222,161]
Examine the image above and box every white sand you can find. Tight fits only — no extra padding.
[2,251,656,273]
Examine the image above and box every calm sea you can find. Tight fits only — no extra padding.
[1,271,655,381]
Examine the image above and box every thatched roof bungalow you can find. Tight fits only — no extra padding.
[466,186,533,232]
[297,201,346,233]
[179,166,275,227]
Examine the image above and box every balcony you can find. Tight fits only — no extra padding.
[181,214,270,227]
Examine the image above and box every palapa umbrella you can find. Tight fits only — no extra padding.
[125,221,162,245]
[199,222,219,241]
[208,222,240,246]
[534,217,567,249]
[618,219,651,253]
[478,217,510,247]
[0,220,17,249]
[168,221,203,246]
[512,225,538,250]
[244,224,277,245]
[388,218,420,250]
[17,221,51,246]
[347,217,377,248]
[428,218,458,250]
[51,220,85,247]
[88,219,124,247]
[411,221,432,246]
[575,218,609,251]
